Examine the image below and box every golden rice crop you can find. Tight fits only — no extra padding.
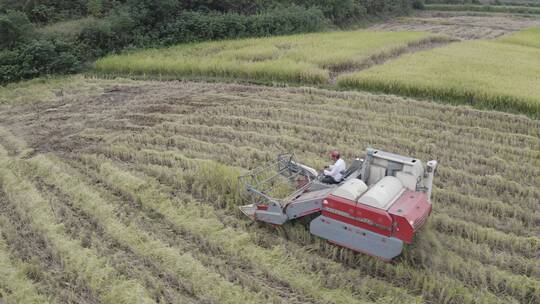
[498,27,540,49]
[94,30,441,84]
[338,39,540,117]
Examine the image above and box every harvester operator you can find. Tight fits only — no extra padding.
[322,150,346,184]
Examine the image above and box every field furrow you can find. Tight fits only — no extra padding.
[23,166,199,304]
[21,154,271,304]
[0,226,53,304]
[0,203,98,304]
[0,146,156,304]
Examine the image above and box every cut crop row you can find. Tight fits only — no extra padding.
[20,154,268,304]
[0,145,156,304]
[150,104,539,188]
[31,153,334,304]
[0,227,52,304]
[0,204,98,304]
[22,162,200,304]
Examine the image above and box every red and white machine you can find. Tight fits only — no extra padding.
[239,148,438,261]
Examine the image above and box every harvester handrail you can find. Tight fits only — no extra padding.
[239,153,314,205]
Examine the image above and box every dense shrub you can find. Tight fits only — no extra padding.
[0,40,80,83]
[425,0,480,3]
[0,11,34,48]
[412,0,425,9]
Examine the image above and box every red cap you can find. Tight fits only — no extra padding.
[330,150,340,160]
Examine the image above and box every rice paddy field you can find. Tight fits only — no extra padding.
[0,76,539,304]
[338,27,540,117]
[94,30,448,84]
[94,24,540,117]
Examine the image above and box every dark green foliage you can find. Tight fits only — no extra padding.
[0,40,80,83]
[0,11,34,48]
[159,6,327,45]
[0,0,415,85]
[425,0,481,3]
[412,0,425,9]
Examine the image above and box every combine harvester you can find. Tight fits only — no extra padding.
[239,148,438,261]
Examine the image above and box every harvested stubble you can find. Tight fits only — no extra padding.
[93,30,443,84]
[0,146,155,304]
[22,154,266,304]
[0,77,539,304]
[0,230,52,304]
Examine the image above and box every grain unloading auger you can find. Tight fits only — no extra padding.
[239,148,438,261]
